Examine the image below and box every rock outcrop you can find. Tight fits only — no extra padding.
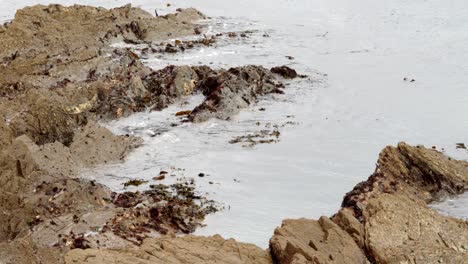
[364,194,468,263]
[65,235,272,264]
[269,143,468,264]
[188,66,286,122]
[270,217,369,264]
[1,3,466,264]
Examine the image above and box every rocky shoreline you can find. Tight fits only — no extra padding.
[0,4,467,264]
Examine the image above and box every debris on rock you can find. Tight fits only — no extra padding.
[123,179,148,188]
[229,129,281,148]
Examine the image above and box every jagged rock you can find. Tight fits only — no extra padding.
[364,194,468,264]
[332,208,365,249]
[0,4,204,91]
[270,217,369,264]
[342,142,468,219]
[189,66,285,122]
[65,235,272,264]
[271,143,468,264]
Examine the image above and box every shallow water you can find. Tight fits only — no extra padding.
[430,193,468,220]
[3,0,468,247]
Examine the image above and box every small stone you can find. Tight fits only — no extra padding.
[175,110,192,116]
[153,175,165,181]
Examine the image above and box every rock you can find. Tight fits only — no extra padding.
[332,208,365,249]
[188,66,284,122]
[271,66,298,79]
[0,237,62,264]
[364,194,468,264]
[0,4,204,90]
[270,217,369,264]
[271,143,468,264]
[65,235,272,264]
[0,115,13,149]
[171,66,198,96]
[8,89,85,146]
[342,142,468,218]
[70,122,139,167]
[175,110,192,116]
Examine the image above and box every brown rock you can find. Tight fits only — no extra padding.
[0,115,13,149]
[65,235,272,264]
[188,66,284,122]
[175,110,192,116]
[332,208,365,249]
[342,142,468,218]
[70,122,139,167]
[364,194,468,264]
[271,66,298,79]
[270,217,369,264]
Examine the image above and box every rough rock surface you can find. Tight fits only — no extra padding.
[188,66,286,122]
[2,3,466,264]
[0,4,204,90]
[269,143,468,264]
[65,235,272,264]
[270,217,369,264]
[364,194,468,264]
[342,142,468,219]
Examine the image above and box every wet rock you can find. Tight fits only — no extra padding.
[456,143,466,149]
[271,66,299,79]
[65,235,272,264]
[188,65,285,122]
[113,192,142,208]
[153,175,166,180]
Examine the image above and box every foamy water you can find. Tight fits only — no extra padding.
[3,0,467,247]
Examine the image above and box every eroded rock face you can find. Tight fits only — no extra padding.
[364,194,468,264]
[270,143,468,264]
[342,142,468,219]
[0,4,204,90]
[2,3,466,264]
[270,217,369,264]
[65,235,272,264]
